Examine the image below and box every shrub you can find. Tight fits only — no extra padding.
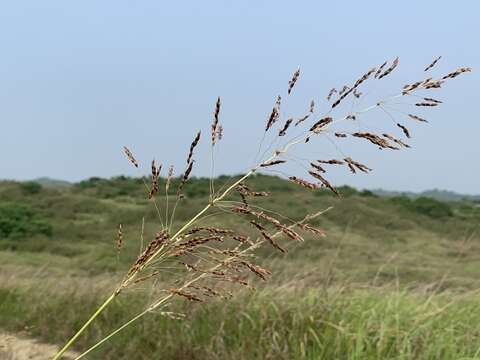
[0,203,52,240]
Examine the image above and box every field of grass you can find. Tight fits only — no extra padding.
[1,175,480,359]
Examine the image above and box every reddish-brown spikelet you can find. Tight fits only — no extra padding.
[397,123,411,138]
[352,132,399,150]
[344,157,372,173]
[326,88,337,101]
[177,160,194,195]
[310,162,326,173]
[116,223,123,251]
[375,61,388,78]
[415,102,439,107]
[250,220,286,253]
[308,171,340,196]
[289,176,321,190]
[297,223,326,237]
[424,56,442,72]
[211,97,221,146]
[123,146,139,168]
[128,230,169,276]
[133,271,160,285]
[378,57,399,79]
[171,235,224,257]
[288,68,301,94]
[310,117,333,133]
[187,131,201,164]
[441,67,471,80]
[240,261,271,281]
[185,227,234,236]
[279,118,293,136]
[294,114,311,127]
[260,159,287,168]
[339,85,350,96]
[148,160,161,199]
[171,289,203,302]
[335,133,347,138]
[265,96,281,131]
[408,114,429,123]
[309,100,315,113]
[382,133,410,148]
[423,97,443,104]
[331,67,377,109]
[317,159,345,165]
[165,165,174,193]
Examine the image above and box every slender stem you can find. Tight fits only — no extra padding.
[73,307,151,360]
[52,293,116,360]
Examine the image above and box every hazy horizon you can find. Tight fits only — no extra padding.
[1,1,478,194]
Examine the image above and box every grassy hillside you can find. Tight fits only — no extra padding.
[1,175,480,359]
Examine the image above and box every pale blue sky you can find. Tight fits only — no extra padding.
[0,1,478,193]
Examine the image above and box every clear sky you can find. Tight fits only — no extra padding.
[0,1,478,193]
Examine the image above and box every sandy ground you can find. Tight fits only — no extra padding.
[0,333,79,360]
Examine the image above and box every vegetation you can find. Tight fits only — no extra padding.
[1,176,480,359]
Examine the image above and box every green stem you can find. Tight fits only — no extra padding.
[52,293,116,360]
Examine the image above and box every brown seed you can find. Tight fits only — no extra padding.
[335,133,347,138]
[375,61,388,78]
[317,159,345,165]
[310,162,326,173]
[265,96,281,132]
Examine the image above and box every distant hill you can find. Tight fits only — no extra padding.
[31,177,71,188]
[373,188,480,202]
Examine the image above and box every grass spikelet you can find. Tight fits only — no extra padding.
[408,114,429,123]
[352,132,399,150]
[383,133,410,148]
[375,61,387,78]
[289,176,321,190]
[310,162,326,173]
[123,146,139,168]
[265,96,281,131]
[116,224,123,252]
[441,67,472,80]
[211,97,221,146]
[148,160,161,199]
[326,88,337,101]
[378,57,399,79]
[260,159,287,168]
[127,230,169,276]
[317,159,345,165]
[187,131,201,164]
[287,68,301,94]
[344,157,372,173]
[397,123,411,138]
[165,165,174,193]
[308,171,340,196]
[310,117,333,133]
[279,118,293,136]
[250,220,286,253]
[424,56,442,71]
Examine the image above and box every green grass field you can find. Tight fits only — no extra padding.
[1,175,480,359]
